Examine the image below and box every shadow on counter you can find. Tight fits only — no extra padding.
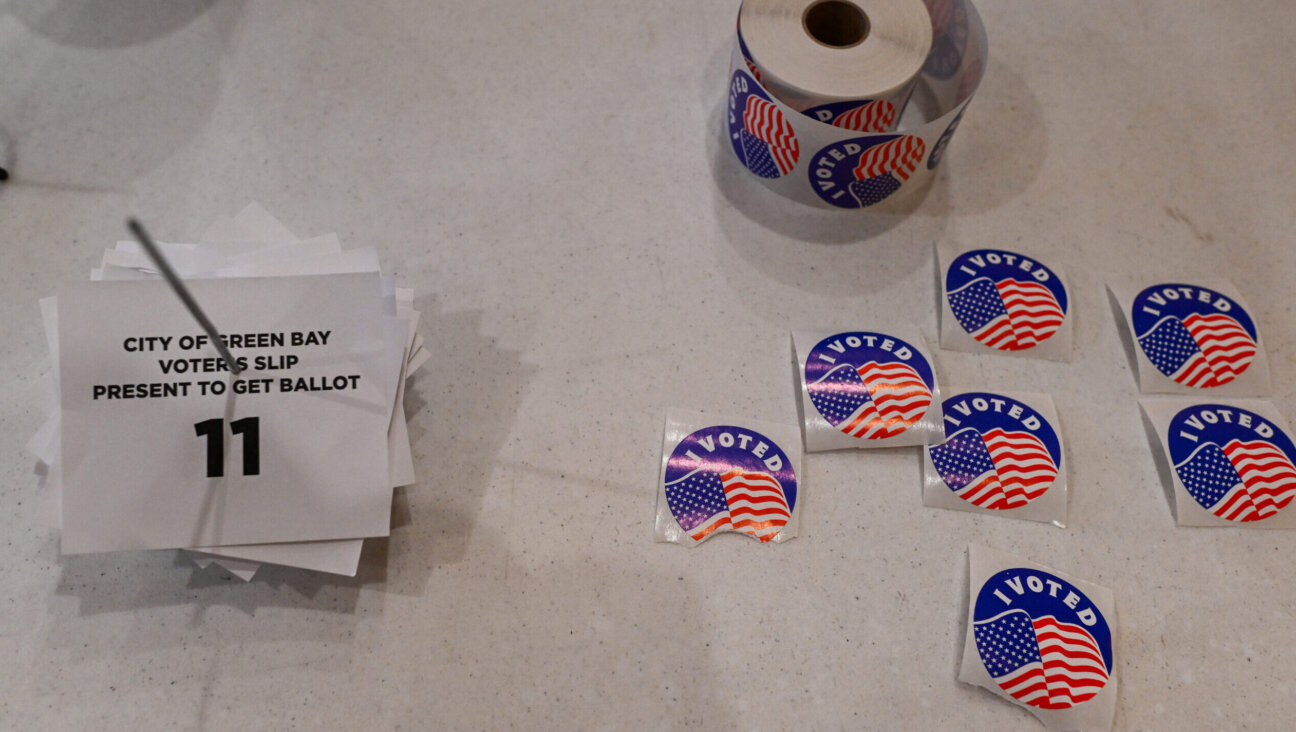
[9,0,222,49]
[0,1,245,192]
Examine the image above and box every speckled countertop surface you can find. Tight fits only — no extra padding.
[2,1,1294,728]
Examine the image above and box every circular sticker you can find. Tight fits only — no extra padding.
[804,99,899,134]
[1131,283,1259,388]
[804,332,935,440]
[663,425,796,543]
[1167,404,1296,522]
[929,392,1061,509]
[727,70,799,179]
[923,0,969,80]
[945,249,1068,351]
[973,568,1112,710]
[808,135,927,208]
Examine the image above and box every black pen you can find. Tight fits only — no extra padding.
[127,218,242,375]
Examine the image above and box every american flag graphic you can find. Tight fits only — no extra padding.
[974,609,1109,710]
[948,277,1065,351]
[1137,313,1257,388]
[1174,439,1296,522]
[930,427,1057,509]
[808,361,932,440]
[744,58,762,83]
[664,467,791,542]
[849,136,926,207]
[741,95,798,178]
[831,100,898,134]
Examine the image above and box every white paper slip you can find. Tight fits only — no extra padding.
[231,201,299,243]
[58,272,392,554]
[202,555,261,581]
[31,203,426,576]
[189,538,363,577]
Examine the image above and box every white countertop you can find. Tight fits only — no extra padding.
[2,1,1294,728]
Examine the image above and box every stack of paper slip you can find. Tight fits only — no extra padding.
[25,203,427,579]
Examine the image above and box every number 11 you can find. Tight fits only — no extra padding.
[194,417,261,477]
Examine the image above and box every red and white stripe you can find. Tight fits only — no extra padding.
[837,361,933,440]
[994,614,1109,710]
[971,313,1015,350]
[950,429,1056,510]
[831,100,898,133]
[1029,615,1109,709]
[997,280,1065,349]
[744,58,762,83]
[1211,439,1296,522]
[1169,350,1216,389]
[1180,312,1257,387]
[983,428,1057,505]
[720,468,790,542]
[953,469,1006,508]
[992,659,1046,705]
[852,135,926,182]
[688,509,730,542]
[744,95,799,175]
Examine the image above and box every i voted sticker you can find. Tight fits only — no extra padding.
[728,70,799,179]
[1167,403,1296,522]
[945,249,1067,352]
[930,392,1061,510]
[804,331,936,441]
[973,568,1113,710]
[808,136,927,208]
[1132,283,1259,389]
[662,424,797,544]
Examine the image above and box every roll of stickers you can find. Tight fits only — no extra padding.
[740,0,932,125]
[729,0,987,209]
